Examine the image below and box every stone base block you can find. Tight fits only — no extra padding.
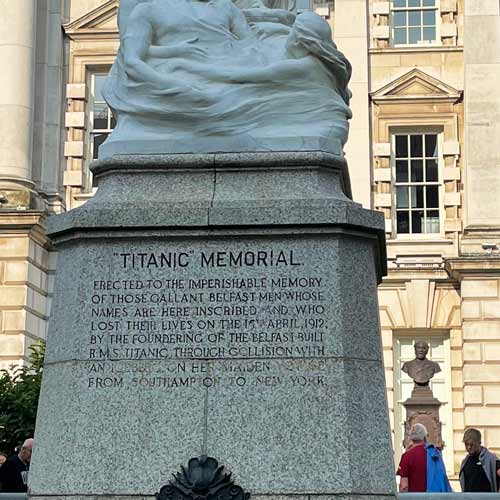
[29,155,394,499]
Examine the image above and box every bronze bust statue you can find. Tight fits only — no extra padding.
[402,341,441,387]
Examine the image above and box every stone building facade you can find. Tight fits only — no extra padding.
[1,0,499,488]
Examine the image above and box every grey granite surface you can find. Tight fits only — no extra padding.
[98,137,343,160]
[28,497,399,500]
[30,157,394,499]
[42,235,382,365]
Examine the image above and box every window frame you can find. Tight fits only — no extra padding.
[390,127,444,240]
[390,0,441,48]
[88,71,115,163]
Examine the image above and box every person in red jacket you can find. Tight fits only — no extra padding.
[398,424,428,492]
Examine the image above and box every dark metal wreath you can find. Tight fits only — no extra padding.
[156,455,250,500]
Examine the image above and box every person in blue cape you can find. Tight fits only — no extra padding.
[426,441,453,493]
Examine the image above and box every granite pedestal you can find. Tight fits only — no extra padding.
[29,152,396,500]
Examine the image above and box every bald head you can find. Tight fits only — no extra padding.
[19,438,33,464]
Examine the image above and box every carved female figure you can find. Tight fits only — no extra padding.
[101,2,352,156]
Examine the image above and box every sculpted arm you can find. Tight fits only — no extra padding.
[229,1,254,39]
[118,0,150,33]
[176,58,310,83]
[122,6,180,88]
[231,59,310,82]
[148,38,207,59]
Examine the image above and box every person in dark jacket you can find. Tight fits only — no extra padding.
[460,428,500,492]
[0,438,33,492]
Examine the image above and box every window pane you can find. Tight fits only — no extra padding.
[411,186,424,208]
[410,135,423,156]
[396,160,409,182]
[422,0,435,5]
[394,28,407,44]
[425,134,438,156]
[423,10,435,26]
[93,75,106,101]
[93,133,108,159]
[425,159,438,181]
[423,27,435,40]
[412,210,424,233]
[411,160,424,182]
[394,0,406,7]
[409,27,420,44]
[93,103,108,130]
[409,11,421,26]
[408,0,420,6]
[426,185,439,208]
[397,211,410,233]
[393,11,406,27]
[395,135,408,157]
[426,210,440,233]
[397,186,409,208]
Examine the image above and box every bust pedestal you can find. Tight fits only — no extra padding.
[403,385,443,448]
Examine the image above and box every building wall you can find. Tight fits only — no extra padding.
[456,2,500,466]
[0,215,55,371]
[0,0,66,368]
[365,0,500,486]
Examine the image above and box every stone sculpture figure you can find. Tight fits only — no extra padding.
[101,0,352,157]
[402,341,441,387]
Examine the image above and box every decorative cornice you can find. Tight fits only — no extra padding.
[369,46,464,55]
[63,0,119,41]
[445,256,500,281]
[371,68,462,104]
[0,211,49,247]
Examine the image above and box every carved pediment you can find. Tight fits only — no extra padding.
[371,69,462,104]
[64,0,119,40]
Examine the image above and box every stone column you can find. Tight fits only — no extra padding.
[0,0,36,188]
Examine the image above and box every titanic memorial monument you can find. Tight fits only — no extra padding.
[30,1,396,500]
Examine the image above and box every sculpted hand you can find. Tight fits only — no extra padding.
[168,61,235,83]
[172,37,208,58]
[148,38,207,59]
[154,82,214,104]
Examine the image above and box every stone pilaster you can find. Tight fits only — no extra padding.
[446,258,500,465]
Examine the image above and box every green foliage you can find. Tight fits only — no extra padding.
[0,341,45,455]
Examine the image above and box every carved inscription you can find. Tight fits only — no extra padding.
[85,248,330,390]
